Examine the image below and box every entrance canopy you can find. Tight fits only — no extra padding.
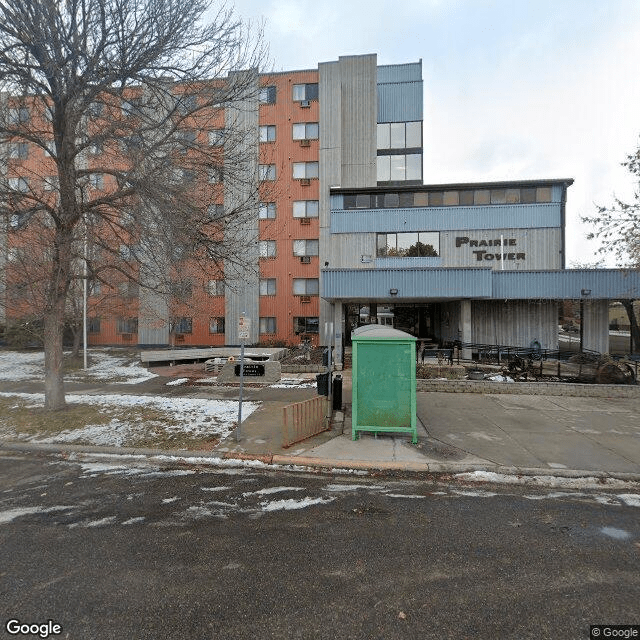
[322,267,640,302]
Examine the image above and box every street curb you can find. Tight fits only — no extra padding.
[2,440,640,484]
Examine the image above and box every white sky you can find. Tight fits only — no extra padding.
[228,0,640,267]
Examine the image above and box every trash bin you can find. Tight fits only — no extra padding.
[316,372,329,396]
[332,374,342,410]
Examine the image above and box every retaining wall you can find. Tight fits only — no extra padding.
[416,379,640,398]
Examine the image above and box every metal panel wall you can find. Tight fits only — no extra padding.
[224,70,259,344]
[377,62,422,84]
[472,300,559,349]
[322,267,493,300]
[583,300,609,353]
[440,228,562,270]
[377,81,423,123]
[331,203,562,234]
[493,270,640,300]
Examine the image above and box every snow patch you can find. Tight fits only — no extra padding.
[260,496,335,512]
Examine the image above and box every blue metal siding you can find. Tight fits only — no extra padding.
[375,257,442,268]
[494,270,640,300]
[377,62,422,84]
[322,268,493,299]
[331,203,563,234]
[377,81,423,123]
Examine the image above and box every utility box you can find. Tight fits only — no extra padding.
[351,325,417,444]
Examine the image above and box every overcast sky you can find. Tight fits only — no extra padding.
[228,0,640,266]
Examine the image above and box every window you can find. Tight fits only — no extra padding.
[119,244,135,261]
[208,129,225,146]
[377,121,422,150]
[117,317,138,334]
[177,130,196,153]
[88,317,101,333]
[293,239,319,256]
[208,204,224,220]
[292,162,318,180]
[259,202,276,219]
[122,99,140,117]
[89,102,103,117]
[89,173,104,189]
[292,200,319,218]
[43,140,56,157]
[293,278,319,295]
[207,279,225,296]
[118,281,139,298]
[171,317,192,334]
[377,154,421,182]
[259,278,276,295]
[9,143,28,159]
[376,232,440,257]
[294,317,319,334]
[8,107,29,124]
[292,123,319,140]
[43,176,59,191]
[7,247,26,262]
[259,240,276,258]
[209,167,223,183]
[209,317,225,334]
[259,86,276,104]
[88,141,103,155]
[171,279,193,300]
[8,177,29,193]
[259,125,276,142]
[176,94,197,114]
[259,164,276,181]
[292,83,318,101]
[259,317,276,334]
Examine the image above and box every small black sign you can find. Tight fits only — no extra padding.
[235,363,265,377]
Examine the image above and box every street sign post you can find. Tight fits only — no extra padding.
[236,315,251,442]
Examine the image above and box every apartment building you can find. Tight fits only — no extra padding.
[4,52,638,357]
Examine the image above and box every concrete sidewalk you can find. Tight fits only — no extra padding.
[2,368,640,480]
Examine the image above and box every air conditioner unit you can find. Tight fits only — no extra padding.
[300,139,310,147]
[300,100,311,108]
[300,217,311,225]
[300,256,311,264]
[300,295,311,303]
[299,178,311,186]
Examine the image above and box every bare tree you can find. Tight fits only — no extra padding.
[0,0,268,409]
[582,141,640,352]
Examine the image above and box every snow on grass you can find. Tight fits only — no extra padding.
[0,349,157,384]
[0,391,259,447]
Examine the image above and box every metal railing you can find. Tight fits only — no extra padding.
[282,395,329,448]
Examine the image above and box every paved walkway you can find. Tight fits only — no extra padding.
[2,368,640,480]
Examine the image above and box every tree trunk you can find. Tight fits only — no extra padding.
[71,324,82,359]
[621,300,640,354]
[44,298,66,410]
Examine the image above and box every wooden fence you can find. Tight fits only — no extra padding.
[282,396,329,448]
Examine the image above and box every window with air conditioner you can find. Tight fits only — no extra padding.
[293,200,319,218]
[292,84,318,102]
[293,239,319,257]
[292,162,318,180]
[293,278,319,296]
[292,123,319,140]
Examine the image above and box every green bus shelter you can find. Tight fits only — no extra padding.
[351,325,417,444]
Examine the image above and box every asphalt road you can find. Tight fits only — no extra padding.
[0,452,638,640]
